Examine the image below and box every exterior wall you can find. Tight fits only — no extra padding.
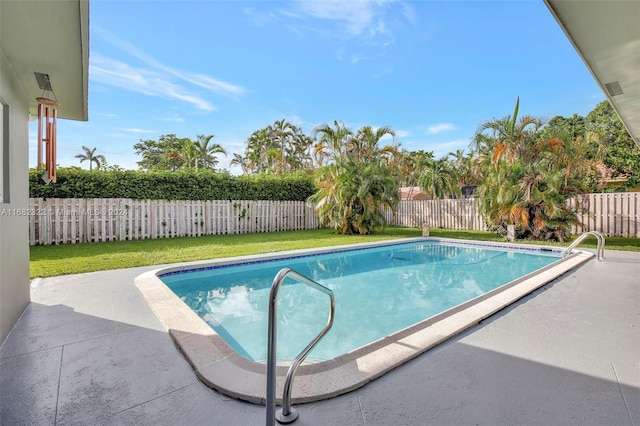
[0,44,31,343]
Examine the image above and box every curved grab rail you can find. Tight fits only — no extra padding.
[266,268,335,426]
[562,231,605,261]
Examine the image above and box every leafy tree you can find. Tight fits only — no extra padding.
[539,113,586,142]
[134,134,184,171]
[586,101,640,188]
[74,146,105,171]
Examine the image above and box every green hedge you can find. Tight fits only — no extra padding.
[29,168,316,201]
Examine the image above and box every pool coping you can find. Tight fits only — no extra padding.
[134,237,594,405]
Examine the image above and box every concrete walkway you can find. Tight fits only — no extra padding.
[1,249,638,426]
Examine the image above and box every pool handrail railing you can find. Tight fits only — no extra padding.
[266,268,335,426]
[562,231,605,261]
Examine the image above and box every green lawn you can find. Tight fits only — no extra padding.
[29,227,639,278]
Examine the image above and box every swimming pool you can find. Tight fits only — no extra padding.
[135,237,593,404]
[160,240,559,363]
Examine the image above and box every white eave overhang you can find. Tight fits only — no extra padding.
[544,0,640,148]
[1,0,89,121]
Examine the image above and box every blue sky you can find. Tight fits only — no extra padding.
[31,0,605,174]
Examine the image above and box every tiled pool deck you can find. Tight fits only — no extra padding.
[1,245,638,425]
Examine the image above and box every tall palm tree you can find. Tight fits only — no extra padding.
[193,134,226,170]
[312,121,353,167]
[472,97,544,165]
[75,146,105,171]
[230,153,251,174]
[268,119,312,175]
[351,125,398,164]
[233,121,312,175]
[310,123,401,235]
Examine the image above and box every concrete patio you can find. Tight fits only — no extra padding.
[1,248,638,425]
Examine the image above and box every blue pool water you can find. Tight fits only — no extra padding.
[160,240,561,363]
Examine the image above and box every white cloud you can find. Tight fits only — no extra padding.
[121,128,157,134]
[430,139,470,157]
[395,129,410,138]
[284,0,409,42]
[90,54,216,112]
[92,25,247,105]
[294,0,380,36]
[427,123,455,135]
[351,53,367,64]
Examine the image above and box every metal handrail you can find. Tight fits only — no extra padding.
[266,268,335,426]
[562,231,605,261]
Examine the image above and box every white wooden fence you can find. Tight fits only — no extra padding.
[385,198,488,231]
[29,199,318,245]
[570,192,640,238]
[28,193,639,245]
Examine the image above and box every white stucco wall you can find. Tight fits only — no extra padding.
[0,46,31,344]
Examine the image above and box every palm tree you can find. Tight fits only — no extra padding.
[230,153,251,174]
[167,135,227,170]
[310,123,401,235]
[471,99,591,241]
[169,138,198,169]
[233,121,312,175]
[193,134,226,170]
[472,97,544,165]
[351,125,398,164]
[268,119,312,175]
[397,150,435,187]
[75,146,105,171]
[310,157,399,235]
[418,156,460,199]
[312,121,353,167]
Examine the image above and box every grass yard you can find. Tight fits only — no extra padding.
[30,227,639,278]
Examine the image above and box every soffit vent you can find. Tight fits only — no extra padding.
[604,81,624,97]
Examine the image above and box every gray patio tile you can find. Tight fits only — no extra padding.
[356,338,632,426]
[0,346,62,426]
[0,304,116,359]
[101,381,264,426]
[478,295,639,370]
[31,269,164,335]
[111,288,165,333]
[288,393,366,426]
[55,327,197,426]
[613,361,640,426]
